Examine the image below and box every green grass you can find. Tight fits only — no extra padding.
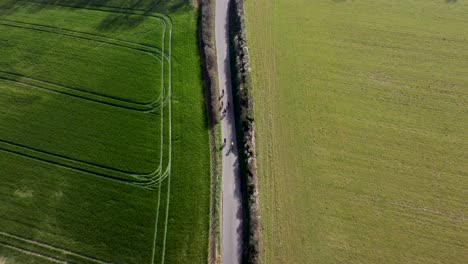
[0,23,162,103]
[0,79,161,173]
[246,0,468,263]
[0,1,210,263]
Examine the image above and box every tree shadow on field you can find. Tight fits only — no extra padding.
[0,0,191,31]
[96,13,147,31]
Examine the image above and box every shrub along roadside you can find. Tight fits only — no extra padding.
[228,0,261,263]
[198,0,222,263]
[200,0,221,127]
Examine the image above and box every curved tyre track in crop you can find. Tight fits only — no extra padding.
[0,242,66,264]
[0,9,172,188]
[1,3,174,263]
[0,231,108,264]
[0,19,168,110]
[0,71,166,112]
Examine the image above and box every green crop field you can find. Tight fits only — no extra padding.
[246,0,468,263]
[0,0,210,263]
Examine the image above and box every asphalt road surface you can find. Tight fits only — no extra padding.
[215,0,243,263]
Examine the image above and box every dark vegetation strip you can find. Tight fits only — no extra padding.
[0,0,187,14]
[228,0,261,263]
[200,0,220,126]
[199,0,222,263]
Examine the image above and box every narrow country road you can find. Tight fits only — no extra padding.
[215,0,243,263]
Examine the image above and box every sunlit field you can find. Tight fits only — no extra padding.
[0,1,210,263]
[246,0,468,263]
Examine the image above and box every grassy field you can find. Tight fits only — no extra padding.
[246,0,468,263]
[0,1,210,263]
